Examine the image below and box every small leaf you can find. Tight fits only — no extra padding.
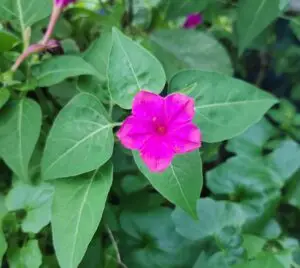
[0,0,51,29]
[0,195,7,263]
[32,56,100,87]
[120,207,199,268]
[0,30,19,52]
[242,234,267,259]
[172,198,246,241]
[164,0,208,19]
[107,27,166,109]
[0,99,42,181]
[0,88,10,109]
[149,30,233,78]
[134,150,202,218]
[237,0,281,54]
[169,70,278,143]
[8,239,42,268]
[52,163,113,268]
[5,181,54,233]
[42,93,114,180]
[234,253,284,268]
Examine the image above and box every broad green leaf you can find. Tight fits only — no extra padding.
[237,0,281,54]
[8,239,42,268]
[32,56,100,87]
[0,0,51,29]
[290,17,300,41]
[226,118,277,157]
[284,171,300,209]
[280,0,290,10]
[133,150,202,218]
[164,0,208,19]
[0,30,19,52]
[107,27,166,109]
[0,99,42,181]
[52,163,113,268]
[120,208,199,268]
[149,30,233,79]
[41,93,114,180]
[83,30,112,79]
[234,253,284,268]
[0,88,10,109]
[242,235,266,259]
[121,174,149,194]
[206,156,282,232]
[266,139,300,183]
[5,181,54,233]
[169,70,278,142]
[172,198,246,241]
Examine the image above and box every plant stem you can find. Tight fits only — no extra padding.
[105,225,128,268]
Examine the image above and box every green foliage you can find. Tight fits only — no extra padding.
[0,0,299,267]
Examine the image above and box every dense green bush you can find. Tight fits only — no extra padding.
[0,0,300,267]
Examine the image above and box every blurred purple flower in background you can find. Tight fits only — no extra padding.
[55,0,76,8]
[183,13,203,29]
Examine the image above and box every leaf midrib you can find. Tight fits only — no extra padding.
[69,169,98,268]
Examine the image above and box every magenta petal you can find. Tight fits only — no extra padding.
[168,123,201,153]
[132,90,165,121]
[183,13,203,29]
[140,137,174,172]
[117,116,152,150]
[165,93,195,125]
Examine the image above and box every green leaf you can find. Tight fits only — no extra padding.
[169,70,278,143]
[164,0,208,19]
[172,198,246,241]
[290,17,300,41]
[83,30,112,79]
[234,253,284,268]
[52,163,113,268]
[0,30,19,52]
[79,238,103,268]
[284,171,300,209]
[5,181,54,233]
[0,99,42,181]
[226,118,277,157]
[0,88,10,109]
[0,0,51,29]
[32,56,100,87]
[41,93,114,180]
[149,30,233,79]
[266,139,300,183]
[133,150,202,218]
[242,234,266,259]
[237,0,281,54]
[121,174,149,194]
[107,27,166,109]
[8,239,42,268]
[120,207,199,268]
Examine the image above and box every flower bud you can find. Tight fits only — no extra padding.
[54,0,76,8]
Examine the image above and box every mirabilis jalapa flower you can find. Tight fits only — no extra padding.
[117,91,202,173]
[55,0,76,8]
[183,13,203,29]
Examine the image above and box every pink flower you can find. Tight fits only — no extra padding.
[117,91,202,172]
[54,0,76,8]
[183,13,203,29]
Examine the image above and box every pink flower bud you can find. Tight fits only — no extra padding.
[54,0,76,8]
[183,13,203,29]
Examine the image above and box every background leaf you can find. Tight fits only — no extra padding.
[149,30,233,79]
[237,0,281,54]
[169,70,278,142]
[32,56,100,87]
[0,99,42,181]
[5,181,54,233]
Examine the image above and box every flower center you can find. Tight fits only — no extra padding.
[155,125,167,135]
